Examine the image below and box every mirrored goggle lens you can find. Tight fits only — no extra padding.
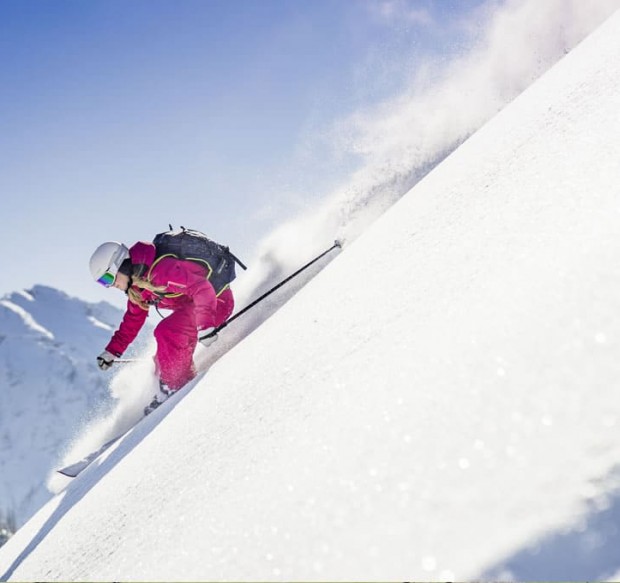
[97,271,116,287]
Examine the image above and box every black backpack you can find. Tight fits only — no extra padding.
[152,227,246,296]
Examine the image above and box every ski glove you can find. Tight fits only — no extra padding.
[198,328,218,348]
[97,350,116,371]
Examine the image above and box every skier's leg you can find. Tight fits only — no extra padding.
[153,306,198,391]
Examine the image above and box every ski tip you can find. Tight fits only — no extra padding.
[334,239,344,248]
[56,469,78,478]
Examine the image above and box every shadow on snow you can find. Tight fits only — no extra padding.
[481,466,620,581]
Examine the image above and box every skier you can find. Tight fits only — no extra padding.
[89,240,234,414]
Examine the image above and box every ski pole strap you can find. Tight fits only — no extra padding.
[200,240,342,340]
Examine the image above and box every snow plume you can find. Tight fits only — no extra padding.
[228,0,618,341]
[47,353,159,494]
[327,0,620,243]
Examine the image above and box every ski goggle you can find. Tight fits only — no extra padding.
[97,270,116,287]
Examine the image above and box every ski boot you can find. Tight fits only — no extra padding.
[144,381,175,416]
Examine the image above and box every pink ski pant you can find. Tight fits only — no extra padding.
[153,289,234,390]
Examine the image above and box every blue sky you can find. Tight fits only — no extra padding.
[1,0,490,304]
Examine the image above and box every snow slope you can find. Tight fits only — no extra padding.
[2,7,620,581]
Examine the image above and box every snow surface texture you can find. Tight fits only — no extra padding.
[3,7,620,582]
[0,286,129,526]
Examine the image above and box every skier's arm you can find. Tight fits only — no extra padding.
[105,298,149,357]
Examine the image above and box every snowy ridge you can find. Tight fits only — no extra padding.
[2,7,620,581]
[0,301,54,340]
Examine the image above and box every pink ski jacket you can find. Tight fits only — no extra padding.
[105,241,221,357]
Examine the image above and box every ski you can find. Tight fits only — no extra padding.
[57,431,130,478]
[57,391,174,477]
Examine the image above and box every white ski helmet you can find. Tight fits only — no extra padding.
[89,241,130,286]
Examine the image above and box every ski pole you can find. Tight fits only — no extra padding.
[200,240,342,340]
